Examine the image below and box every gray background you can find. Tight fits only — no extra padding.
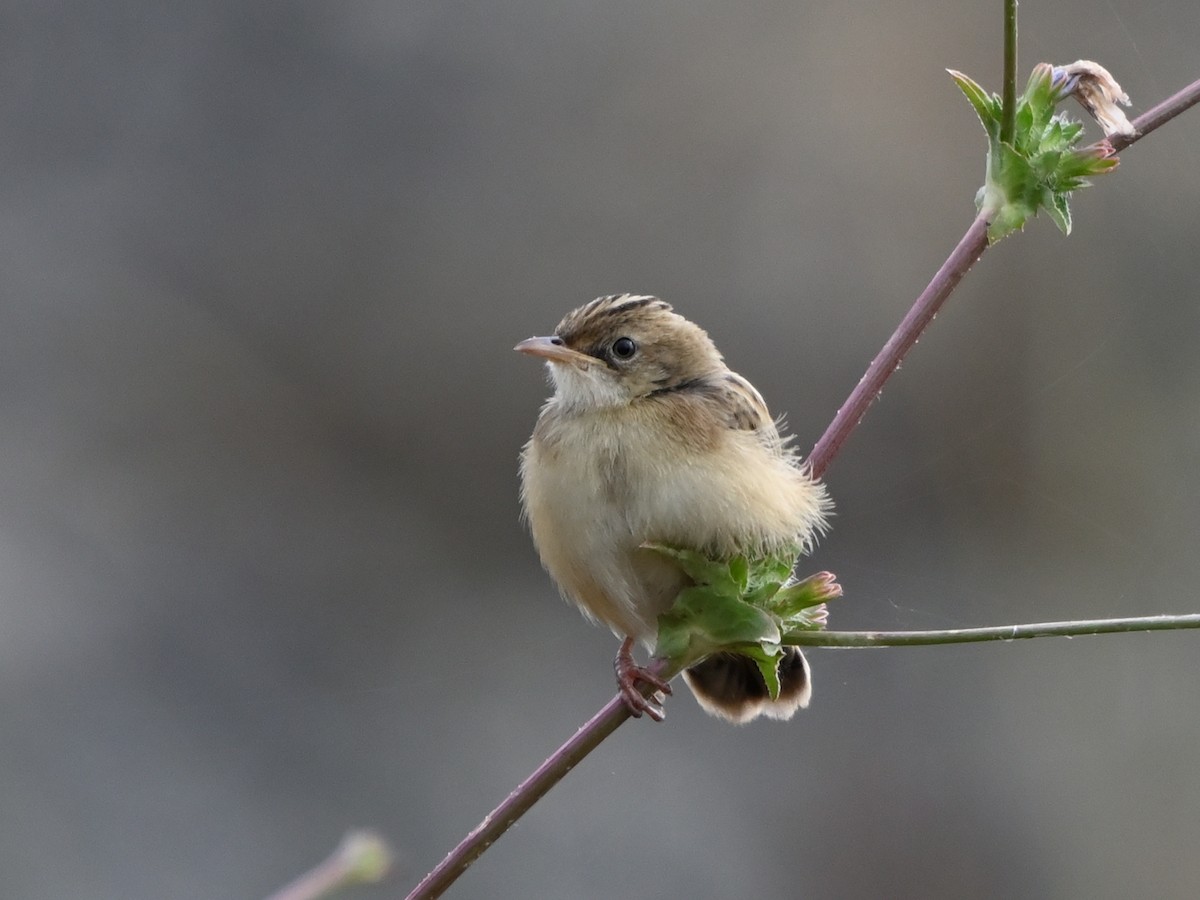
[3,2,1200,898]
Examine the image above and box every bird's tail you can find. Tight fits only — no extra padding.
[683,648,811,723]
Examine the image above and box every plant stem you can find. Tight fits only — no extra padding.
[1000,0,1018,145]
[1109,76,1200,152]
[784,614,1200,647]
[807,211,991,478]
[405,661,678,900]
[266,831,392,900]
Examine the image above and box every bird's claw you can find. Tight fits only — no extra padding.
[614,638,672,722]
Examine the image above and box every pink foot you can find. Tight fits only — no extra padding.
[613,637,672,722]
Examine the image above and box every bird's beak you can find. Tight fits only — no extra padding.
[514,336,593,368]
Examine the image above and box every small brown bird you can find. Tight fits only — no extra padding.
[517,295,831,722]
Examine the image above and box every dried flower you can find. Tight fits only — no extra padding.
[1052,60,1136,138]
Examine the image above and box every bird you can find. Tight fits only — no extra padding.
[517,294,831,723]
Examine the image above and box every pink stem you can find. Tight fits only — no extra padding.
[807,212,991,479]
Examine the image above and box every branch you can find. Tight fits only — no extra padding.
[266,831,391,900]
[807,211,990,479]
[785,614,1200,647]
[405,664,673,900]
[1109,76,1200,152]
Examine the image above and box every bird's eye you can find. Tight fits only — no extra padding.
[611,337,637,360]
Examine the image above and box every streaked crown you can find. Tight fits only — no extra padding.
[554,294,726,394]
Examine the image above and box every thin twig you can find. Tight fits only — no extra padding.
[807,211,990,479]
[266,831,392,900]
[785,614,1200,647]
[404,73,1200,900]
[1109,76,1200,152]
[405,662,675,900]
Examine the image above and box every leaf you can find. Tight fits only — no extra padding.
[728,555,750,593]
[744,644,783,701]
[948,70,1001,139]
[1047,193,1072,235]
[655,586,782,668]
[743,579,785,607]
[988,202,1029,243]
[745,552,796,594]
[653,612,695,664]
[987,143,1038,241]
[1034,150,1062,179]
[642,544,740,594]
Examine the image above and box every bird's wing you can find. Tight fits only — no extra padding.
[711,371,774,433]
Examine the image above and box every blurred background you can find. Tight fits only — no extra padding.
[2,1,1199,897]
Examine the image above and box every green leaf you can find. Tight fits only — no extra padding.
[642,544,740,594]
[1047,193,1072,235]
[1033,150,1062,179]
[986,143,1038,241]
[745,644,783,701]
[728,555,749,593]
[743,579,782,606]
[655,586,781,667]
[746,552,796,592]
[948,70,1001,139]
[653,611,695,664]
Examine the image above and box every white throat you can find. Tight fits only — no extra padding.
[549,361,628,411]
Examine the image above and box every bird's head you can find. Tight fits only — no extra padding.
[515,295,725,410]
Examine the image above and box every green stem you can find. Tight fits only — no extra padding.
[785,614,1200,647]
[999,0,1018,144]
